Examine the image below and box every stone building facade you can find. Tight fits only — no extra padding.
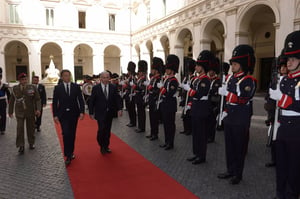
[1,0,300,90]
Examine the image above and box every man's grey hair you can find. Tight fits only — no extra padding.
[100,71,110,77]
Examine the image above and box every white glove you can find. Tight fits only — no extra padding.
[157,82,163,89]
[120,80,125,86]
[184,105,191,111]
[129,81,134,86]
[220,111,228,121]
[182,83,191,91]
[218,85,228,96]
[143,80,150,86]
[269,88,282,100]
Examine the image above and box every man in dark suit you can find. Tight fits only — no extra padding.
[32,76,47,132]
[89,71,123,154]
[52,69,85,166]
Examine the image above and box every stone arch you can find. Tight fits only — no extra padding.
[40,42,63,79]
[4,40,29,81]
[201,17,226,60]
[73,44,93,83]
[160,35,169,61]
[134,44,141,61]
[236,2,277,91]
[145,40,153,65]
[103,45,121,74]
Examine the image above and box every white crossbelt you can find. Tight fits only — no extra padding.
[0,96,7,100]
[193,96,208,101]
[281,110,300,116]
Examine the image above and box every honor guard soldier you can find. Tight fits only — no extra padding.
[82,75,94,109]
[157,54,179,150]
[182,50,215,164]
[122,61,137,127]
[179,58,196,136]
[145,57,164,141]
[207,58,221,143]
[264,50,287,168]
[0,67,11,135]
[133,60,148,133]
[8,73,41,153]
[217,44,257,185]
[269,30,300,199]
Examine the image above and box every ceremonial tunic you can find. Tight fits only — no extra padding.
[223,71,257,179]
[124,75,137,126]
[159,75,178,147]
[134,76,146,131]
[147,74,161,137]
[275,71,300,199]
[188,74,212,160]
[0,83,10,132]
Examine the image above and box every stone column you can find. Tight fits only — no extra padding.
[0,51,6,82]
[224,8,238,63]
[152,36,165,61]
[62,42,75,78]
[92,43,103,75]
[28,40,42,79]
[192,20,202,60]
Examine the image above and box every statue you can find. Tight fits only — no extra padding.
[41,55,60,84]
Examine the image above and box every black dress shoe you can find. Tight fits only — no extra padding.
[100,148,107,154]
[106,148,112,153]
[135,129,145,133]
[145,135,152,138]
[150,136,158,141]
[29,144,35,150]
[265,162,276,167]
[192,157,206,164]
[164,145,174,150]
[126,123,136,127]
[71,154,76,159]
[18,146,24,153]
[36,127,41,132]
[217,172,233,179]
[0,131,5,135]
[179,131,186,134]
[159,144,167,148]
[187,156,197,162]
[65,157,71,166]
[229,176,242,185]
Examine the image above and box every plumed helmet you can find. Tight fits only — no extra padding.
[127,61,136,73]
[208,57,220,74]
[84,75,93,80]
[165,54,179,73]
[222,62,230,75]
[151,57,164,74]
[283,30,300,59]
[230,44,256,74]
[196,50,217,73]
[111,73,119,79]
[184,58,196,73]
[278,49,287,67]
[138,60,148,73]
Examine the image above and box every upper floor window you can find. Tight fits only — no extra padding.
[46,8,54,26]
[78,11,86,29]
[109,14,115,31]
[9,4,20,24]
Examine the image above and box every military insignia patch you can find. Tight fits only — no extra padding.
[245,86,251,91]
[288,42,293,48]
[200,83,206,87]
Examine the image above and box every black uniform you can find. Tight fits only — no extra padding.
[134,75,146,132]
[207,76,221,142]
[180,74,195,135]
[188,74,212,162]
[124,75,137,127]
[35,83,47,131]
[223,72,257,180]
[0,82,10,133]
[147,74,161,139]
[159,75,178,148]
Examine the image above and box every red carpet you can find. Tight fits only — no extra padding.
[54,115,198,199]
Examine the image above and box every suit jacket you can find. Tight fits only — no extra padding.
[37,84,47,106]
[89,83,123,121]
[52,82,85,119]
[8,84,41,118]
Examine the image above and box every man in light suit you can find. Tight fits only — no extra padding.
[52,69,85,166]
[89,71,123,154]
